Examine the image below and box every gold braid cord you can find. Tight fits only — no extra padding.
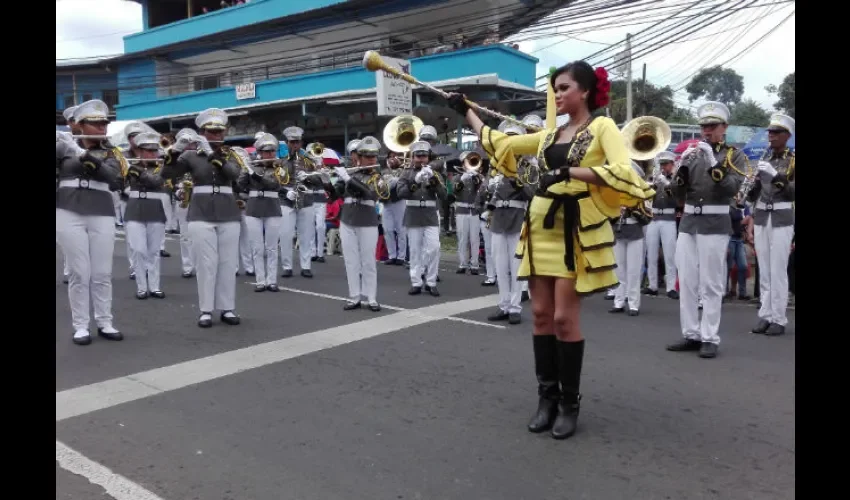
[368,171,391,200]
[112,147,130,178]
[787,152,795,181]
[723,148,749,177]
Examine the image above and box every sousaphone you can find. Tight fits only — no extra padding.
[621,116,672,161]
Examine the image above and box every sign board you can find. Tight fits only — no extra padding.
[375,56,412,116]
[235,82,256,100]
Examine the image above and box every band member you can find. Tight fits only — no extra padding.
[122,131,170,299]
[56,99,125,345]
[453,151,484,275]
[748,114,795,336]
[476,171,498,287]
[278,126,316,278]
[172,128,198,278]
[610,161,653,316]
[121,121,151,280]
[397,141,447,296]
[447,60,654,440]
[346,139,361,168]
[666,101,747,358]
[382,151,408,266]
[59,106,79,284]
[332,136,384,311]
[483,120,536,325]
[162,108,243,328]
[643,151,679,299]
[238,133,286,292]
[311,154,332,264]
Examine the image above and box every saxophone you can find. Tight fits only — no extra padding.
[179,176,194,208]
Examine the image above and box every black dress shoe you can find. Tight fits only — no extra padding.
[160,250,170,257]
[129,272,136,280]
[150,291,165,299]
[97,328,123,341]
[281,269,293,278]
[481,279,496,287]
[368,303,382,312]
[182,271,194,278]
[628,309,639,316]
[456,268,467,274]
[221,312,241,325]
[255,285,266,292]
[408,286,422,295]
[764,323,785,336]
[246,271,256,277]
[488,309,510,321]
[667,290,679,300]
[266,284,279,292]
[508,313,521,324]
[136,291,149,300]
[316,256,325,263]
[301,269,313,278]
[63,277,69,284]
[344,301,361,310]
[699,342,718,358]
[666,339,702,352]
[608,306,624,313]
[642,288,658,296]
[521,291,530,302]
[72,334,92,346]
[429,286,440,297]
[751,319,770,334]
[198,313,213,328]
[470,268,479,276]
[311,256,318,262]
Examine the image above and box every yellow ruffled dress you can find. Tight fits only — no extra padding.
[478,116,656,296]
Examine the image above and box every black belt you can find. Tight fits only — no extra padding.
[533,191,589,272]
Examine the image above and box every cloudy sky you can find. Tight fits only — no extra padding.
[56,0,794,110]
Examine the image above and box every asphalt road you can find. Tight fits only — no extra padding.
[56,231,795,500]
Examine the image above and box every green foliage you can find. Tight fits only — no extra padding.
[685,66,745,106]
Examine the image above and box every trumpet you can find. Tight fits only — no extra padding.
[159,136,173,149]
[250,158,281,164]
[306,142,324,158]
[126,158,164,165]
[453,151,483,175]
[71,135,110,141]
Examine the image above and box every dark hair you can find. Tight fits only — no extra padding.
[549,61,603,111]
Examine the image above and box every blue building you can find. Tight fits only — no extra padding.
[55,57,120,124]
[59,0,572,150]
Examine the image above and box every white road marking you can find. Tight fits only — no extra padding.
[56,441,167,500]
[56,295,498,422]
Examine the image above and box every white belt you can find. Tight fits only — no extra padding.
[756,201,792,211]
[192,185,233,194]
[683,203,727,215]
[652,208,676,215]
[128,191,169,201]
[310,189,326,194]
[406,199,437,208]
[249,190,279,199]
[495,200,528,209]
[621,218,639,225]
[454,201,474,208]
[58,179,110,192]
[344,197,376,207]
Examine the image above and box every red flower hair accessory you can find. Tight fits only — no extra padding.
[594,67,611,108]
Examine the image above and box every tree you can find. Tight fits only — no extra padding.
[608,79,675,123]
[765,72,795,118]
[667,107,697,124]
[730,99,770,127]
[685,66,745,106]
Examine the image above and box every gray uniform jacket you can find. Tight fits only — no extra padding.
[396,166,448,228]
[487,173,535,235]
[614,206,652,241]
[56,140,122,217]
[237,165,283,218]
[747,148,795,227]
[381,166,405,205]
[453,172,484,215]
[279,153,325,208]
[672,142,747,235]
[162,150,242,223]
[124,163,168,223]
[651,175,679,221]
[338,168,381,227]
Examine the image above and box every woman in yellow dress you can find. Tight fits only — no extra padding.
[447,61,655,440]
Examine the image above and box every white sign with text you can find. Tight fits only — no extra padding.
[235,82,256,100]
[375,56,412,116]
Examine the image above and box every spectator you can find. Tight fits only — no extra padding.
[726,202,751,300]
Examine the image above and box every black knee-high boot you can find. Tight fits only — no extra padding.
[552,339,585,440]
[528,335,560,433]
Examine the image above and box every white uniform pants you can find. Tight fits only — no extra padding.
[382,201,407,261]
[111,191,123,225]
[161,196,176,232]
[492,231,522,314]
[614,238,645,311]
[339,223,378,304]
[676,233,729,344]
[645,220,677,291]
[56,209,115,331]
[280,205,316,271]
[188,220,240,313]
[313,203,327,257]
[456,213,481,269]
[238,214,253,274]
[246,215,283,287]
[407,226,440,287]
[480,224,496,280]
[125,221,166,294]
[755,218,794,326]
[175,205,193,273]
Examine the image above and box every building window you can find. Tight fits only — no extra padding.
[194,75,220,91]
[64,95,75,108]
[102,90,118,108]
[82,93,93,101]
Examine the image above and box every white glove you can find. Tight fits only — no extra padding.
[757,160,777,178]
[488,175,502,188]
[295,170,308,182]
[697,142,715,157]
[655,175,670,187]
[286,190,297,201]
[414,170,429,184]
[479,210,490,222]
[461,172,475,182]
[334,167,350,182]
[172,136,193,153]
[195,137,213,156]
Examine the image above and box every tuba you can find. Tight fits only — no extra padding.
[383,114,424,168]
[621,116,672,161]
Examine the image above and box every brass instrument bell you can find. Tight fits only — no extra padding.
[383,115,424,154]
[621,116,672,161]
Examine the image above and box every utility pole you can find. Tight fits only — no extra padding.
[625,33,633,122]
[641,63,647,116]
